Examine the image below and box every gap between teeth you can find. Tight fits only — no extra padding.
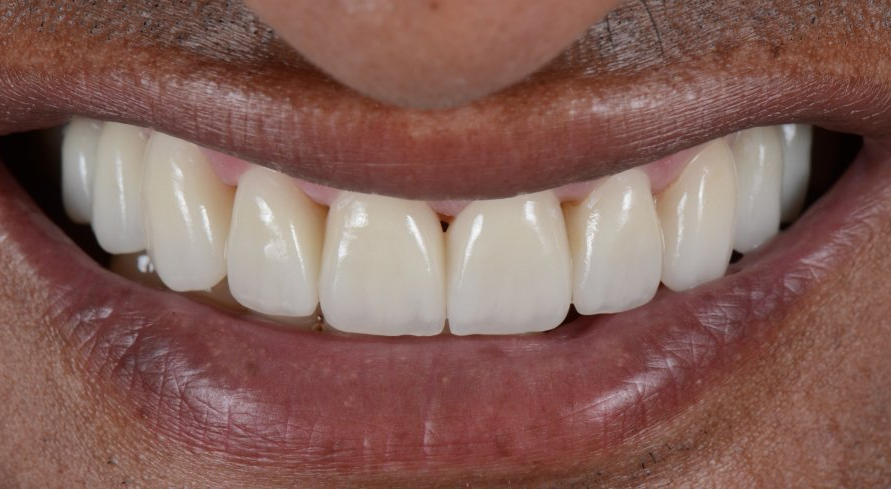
[61,119,813,336]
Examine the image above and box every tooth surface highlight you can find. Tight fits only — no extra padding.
[142,133,234,292]
[731,126,784,253]
[564,169,663,315]
[91,123,149,253]
[780,124,813,223]
[657,139,737,292]
[227,166,326,318]
[61,118,103,223]
[319,192,446,336]
[447,191,571,335]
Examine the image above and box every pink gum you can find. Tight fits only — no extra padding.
[201,143,704,217]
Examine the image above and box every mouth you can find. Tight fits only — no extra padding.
[1,1,890,486]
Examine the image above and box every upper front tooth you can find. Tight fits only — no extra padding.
[731,126,784,253]
[779,124,814,223]
[91,123,148,254]
[142,133,235,292]
[319,192,446,336]
[564,169,663,315]
[227,166,326,318]
[61,118,103,224]
[447,191,572,335]
[657,139,737,292]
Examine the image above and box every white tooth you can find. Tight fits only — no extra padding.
[657,139,737,292]
[142,132,234,292]
[779,124,813,223]
[564,169,663,315]
[91,123,149,253]
[227,166,326,318]
[731,126,784,253]
[319,192,445,336]
[447,191,571,335]
[61,118,103,223]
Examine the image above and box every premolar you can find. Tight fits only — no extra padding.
[61,118,103,224]
[142,133,235,292]
[780,124,814,223]
[731,126,784,253]
[227,166,326,318]
[446,191,572,335]
[92,122,148,254]
[657,139,738,292]
[564,169,663,315]
[319,192,446,336]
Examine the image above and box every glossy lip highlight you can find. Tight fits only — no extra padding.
[0,134,886,484]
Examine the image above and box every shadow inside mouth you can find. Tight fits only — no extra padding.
[806,127,862,210]
[0,127,111,266]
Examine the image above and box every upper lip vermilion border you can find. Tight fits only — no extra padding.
[1,45,889,200]
[0,135,887,484]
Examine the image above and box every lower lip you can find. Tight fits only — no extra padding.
[1,141,888,482]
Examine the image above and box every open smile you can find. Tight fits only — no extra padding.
[1,1,890,486]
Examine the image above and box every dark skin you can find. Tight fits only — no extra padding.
[0,1,890,487]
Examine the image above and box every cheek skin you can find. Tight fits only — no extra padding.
[244,0,621,108]
[632,236,891,487]
[0,178,888,487]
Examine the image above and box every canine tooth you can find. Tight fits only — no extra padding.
[319,192,446,336]
[61,118,103,223]
[731,127,784,253]
[227,166,326,317]
[142,133,234,292]
[657,139,737,292]
[780,124,813,223]
[447,191,571,335]
[91,123,148,253]
[564,169,662,314]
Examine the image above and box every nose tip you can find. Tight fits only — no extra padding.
[246,0,620,109]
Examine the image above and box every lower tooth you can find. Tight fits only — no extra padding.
[657,139,738,292]
[61,118,103,224]
[731,126,784,253]
[227,166,326,318]
[319,192,446,336]
[250,308,325,331]
[108,252,165,289]
[142,133,235,292]
[446,191,572,335]
[91,123,148,254]
[186,279,248,314]
[564,169,663,315]
[780,124,814,223]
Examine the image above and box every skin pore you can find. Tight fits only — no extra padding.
[0,1,889,487]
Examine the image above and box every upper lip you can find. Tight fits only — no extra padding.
[1,4,889,200]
